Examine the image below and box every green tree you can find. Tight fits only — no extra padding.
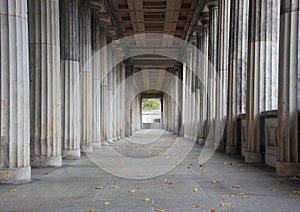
[142,98,160,110]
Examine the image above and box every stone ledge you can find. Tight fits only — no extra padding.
[244,151,264,163]
[63,150,81,158]
[276,161,300,177]
[31,156,62,168]
[226,145,240,155]
[0,166,31,184]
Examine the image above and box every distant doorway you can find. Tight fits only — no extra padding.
[141,98,162,129]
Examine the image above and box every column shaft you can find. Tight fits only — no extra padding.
[0,0,31,182]
[79,0,92,152]
[29,0,62,166]
[277,0,300,177]
[60,0,81,158]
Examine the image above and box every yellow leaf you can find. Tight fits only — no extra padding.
[193,187,199,192]
[211,180,218,184]
[155,209,165,212]
[9,189,15,193]
[192,203,201,208]
[104,201,110,205]
[241,195,250,199]
[95,186,102,190]
[239,192,245,195]
[220,202,231,206]
[86,209,94,212]
[292,190,300,194]
[111,185,119,189]
[128,189,136,193]
[143,198,151,201]
[229,194,235,198]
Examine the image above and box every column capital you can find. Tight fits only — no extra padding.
[199,12,209,25]
[206,0,219,10]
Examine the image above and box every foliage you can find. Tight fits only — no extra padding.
[142,98,160,110]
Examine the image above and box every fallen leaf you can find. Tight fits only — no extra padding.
[9,189,15,193]
[52,186,60,189]
[128,189,136,193]
[155,209,165,212]
[229,194,235,198]
[86,209,94,212]
[239,192,245,195]
[143,198,151,201]
[291,176,298,179]
[192,203,201,208]
[111,185,119,189]
[113,180,119,183]
[292,190,300,194]
[136,187,141,190]
[211,180,219,184]
[44,171,49,175]
[209,210,216,212]
[193,187,199,192]
[241,195,250,199]
[224,161,232,165]
[172,136,176,141]
[268,188,276,191]
[240,168,245,171]
[220,202,231,206]
[104,201,110,205]
[164,178,172,185]
[95,187,102,190]
[232,185,240,189]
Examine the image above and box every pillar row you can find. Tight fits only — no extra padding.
[0,0,31,182]
[60,0,81,158]
[28,0,62,167]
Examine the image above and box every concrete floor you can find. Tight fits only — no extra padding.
[0,130,300,212]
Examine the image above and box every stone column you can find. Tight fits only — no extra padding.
[0,0,31,182]
[125,63,133,137]
[106,51,114,142]
[79,0,92,152]
[100,20,109,143]
[60,0,81,158]
[216,0,231,151]
[207,1,219,143]
[199,14,209,140]
[245,0,264,163]
[29,0,62,167]
[226,0,249,154]
[91,5,101,148]
[277,0,300,177]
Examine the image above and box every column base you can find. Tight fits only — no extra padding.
[226,145,240,155]
[276,161,300,177]
[81,146,93,153]
[92,142,102,150]
[244,151,264,163]
[0,166,31,183]
[63,150,81,158]
[31,156,62,167]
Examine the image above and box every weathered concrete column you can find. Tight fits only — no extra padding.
[79,0,92,152]
[106,51,114,142]
[277,0,300,177]
[216,0,231,151]
[29,0,62,167]
[120,62,126,138]
[91,5,101,148]
[0,0,31,182]
[226,0,249,154]
[207,1,219,143]
[60,0,81,158]
[245,0,264,163]
[125,63,133,137]
[199,14,209,140]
